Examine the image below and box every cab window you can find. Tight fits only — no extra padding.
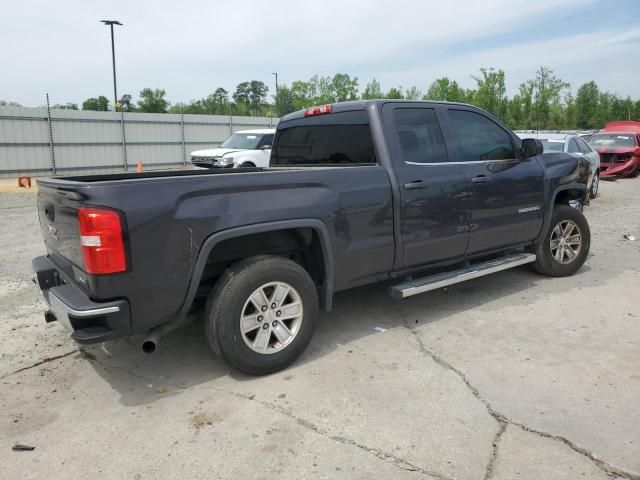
[448,110,515,161]
[393,108,448,164]
[271,111,376,166]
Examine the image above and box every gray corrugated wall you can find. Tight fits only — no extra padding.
[0,106,278,177]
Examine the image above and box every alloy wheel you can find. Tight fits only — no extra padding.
[240,282,303,354]
[550,220,582,265]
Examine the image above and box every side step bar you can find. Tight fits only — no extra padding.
[390,253,536,299]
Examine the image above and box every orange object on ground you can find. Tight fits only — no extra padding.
[137,160,143,173]
[18,176,31,188]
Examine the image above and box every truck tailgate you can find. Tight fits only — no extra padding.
[37,184,84,280]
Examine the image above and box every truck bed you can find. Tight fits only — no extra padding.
[42,167,264,184]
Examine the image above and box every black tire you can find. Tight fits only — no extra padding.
[532,204,590,277]
[238,162,256,168]
[204,255,318,375]
[589,171,599,199]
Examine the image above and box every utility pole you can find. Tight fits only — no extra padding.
[101,20,123,110]
[272,72,279,117]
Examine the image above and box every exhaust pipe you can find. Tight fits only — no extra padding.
[141,314,194,354]
[142,337,158,354]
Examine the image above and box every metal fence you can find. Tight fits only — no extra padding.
[0,100,279,178]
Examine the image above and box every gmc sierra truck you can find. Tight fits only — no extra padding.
[33,100,592,375]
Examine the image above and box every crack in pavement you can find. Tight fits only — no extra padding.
[211,386,452,480]
[80,351,448,479]
[402,323,638,480]
[6,335,637,479]
[483,422,506,480]
[0,348,79,381]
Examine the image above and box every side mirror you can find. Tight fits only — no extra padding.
[259,144,271,150]
[522,138,543,158]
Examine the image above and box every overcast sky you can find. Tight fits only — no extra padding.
[2,0,639,107]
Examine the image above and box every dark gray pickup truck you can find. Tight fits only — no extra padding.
[33,100,592,374]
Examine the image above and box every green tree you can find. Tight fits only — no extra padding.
[531,67,569,129]
[200,88,230,115]
[212,88,229,112]
[232,82,251,114]
[330,73,359,102]
[385,87,404,99]
[404,86,422,100]
[424,78,466,102]
[247,80,269,116]
[118,94,134,112]
[308,75,334,104]
[275,84,296,116]
[82,96,110,111]
[612,95,633,122]
[290,80,313,110]
[137,88,169,113]
[472,68,507,120]
[575,81,599,129]
[505,95,523,129]
[517,81,535,129]
[563,93,577,130]
[594,92,614,128]
[361,78,383,100]
[0,100,22,106]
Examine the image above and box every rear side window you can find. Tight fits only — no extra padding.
[448,110,515,161]
[271,111,376,166]
[393,108,448,164]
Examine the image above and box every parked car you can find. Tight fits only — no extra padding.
[517,132,600,199]
[32,100,591,375]
[191,128,275,169]
[588,121,640,178]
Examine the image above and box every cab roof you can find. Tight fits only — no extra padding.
[279,99,471,122]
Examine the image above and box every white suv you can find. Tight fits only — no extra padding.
[191,129,275,169]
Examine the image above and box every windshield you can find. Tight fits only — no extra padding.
[221,133,262,149]
[589,134,637,148]
[540,139,565,152]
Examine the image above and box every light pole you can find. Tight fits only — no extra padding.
[272,72,279,117]
[100,20,123,110]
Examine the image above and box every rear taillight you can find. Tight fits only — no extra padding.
[77,207,127,274]
[304,104,332,117]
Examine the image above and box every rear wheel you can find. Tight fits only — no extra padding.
[533,205,590,277]
[204,255,318,375]
[589,171,599,199]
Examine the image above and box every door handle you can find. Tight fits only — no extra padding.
[471,175,492,183]
[403,180,429,190]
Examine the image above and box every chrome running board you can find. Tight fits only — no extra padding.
[390,253,536,299]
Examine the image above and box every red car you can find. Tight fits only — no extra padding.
[589,121,640,178]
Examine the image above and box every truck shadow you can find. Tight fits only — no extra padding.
[82,255,619,407]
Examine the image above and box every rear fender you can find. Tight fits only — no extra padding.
[176,219,335,323]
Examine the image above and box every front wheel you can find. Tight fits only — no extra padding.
[589,171,599,199]
[204,255,318,375]
[532,205,590,277]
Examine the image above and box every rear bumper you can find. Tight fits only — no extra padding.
[32,256,130,344]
